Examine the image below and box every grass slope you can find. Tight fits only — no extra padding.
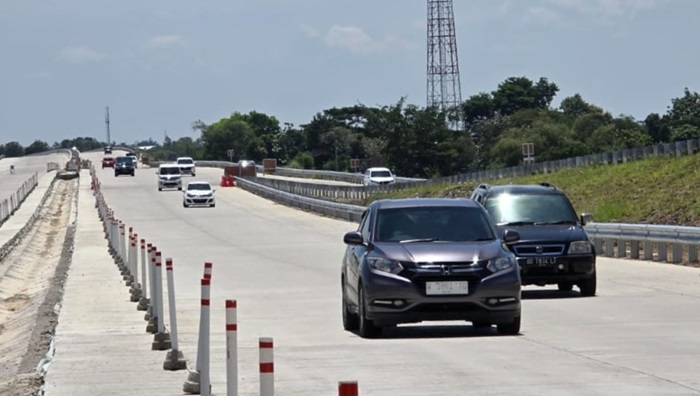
[358,153,700,226]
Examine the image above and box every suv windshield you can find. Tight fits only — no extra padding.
[374,206,495,243]
[177,159,194,164]
[187,184,211,191]
[483,193,578,225]
[116,157,133,165]
[160,167,180,175]
[370,170,392,178]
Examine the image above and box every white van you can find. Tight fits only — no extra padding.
[157,163,182,191]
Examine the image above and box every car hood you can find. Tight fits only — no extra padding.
[496,224,588,243]
[372,240,502,263]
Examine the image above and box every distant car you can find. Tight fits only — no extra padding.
[176,157,196,176]
[104,145,112,154]
[183,181,215,208]
[363,167,396,186]
[157,164,182,191]
[238,160,256,168]
[126,152,138,168]
[114,156,135,177]
[341,198,522,338]
[102,156,115,169]
[471,183,597,296]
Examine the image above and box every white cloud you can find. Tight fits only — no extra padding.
[539,0,660,16]
[57,46,108,64]
[144,34,185,49]
[303,25,415,55]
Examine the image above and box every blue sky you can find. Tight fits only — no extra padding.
[1,0,698,146]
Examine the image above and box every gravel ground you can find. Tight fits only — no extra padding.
[0,179,78,396]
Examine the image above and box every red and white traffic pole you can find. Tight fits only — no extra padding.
[163,258,186,369]
[152,251,171,350]
[338,382,359,396]
[204,262,213,279]
[145,245,157,327]
[200,278,212,396]
[137,239,149,311]
[259,337,274,396]
[226,300,238,396]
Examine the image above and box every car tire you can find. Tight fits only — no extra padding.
[342,279,359,331]
[183,202,188,208]
[158,188,162,191]
[578,272,597,297]
[557,282,574,292]
[497,315,521,336]
[209,204,215,208]
[177,187,182,191]
[358,284,381,338]
[472,321,491,329]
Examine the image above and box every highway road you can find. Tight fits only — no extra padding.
[53,150,700,395]
[0,151,70,201]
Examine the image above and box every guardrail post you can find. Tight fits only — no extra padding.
[629,240,640,259]
[604,239,614,257]
[643,240,653,260]
[658,242,667,262]
[689,245,699,263]
[616,239,626,258]
[671,243,683,264]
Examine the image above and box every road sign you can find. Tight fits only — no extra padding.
[227,148,234,162]
[522,143,534,157]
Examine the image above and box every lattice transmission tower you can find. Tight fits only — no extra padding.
[105,106,111,145]
[426,0,463,131]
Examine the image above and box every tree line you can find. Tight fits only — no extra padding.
[2,76,699,178]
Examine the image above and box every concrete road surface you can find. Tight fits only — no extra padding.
[0,151,70,202]
[45,150,700,395]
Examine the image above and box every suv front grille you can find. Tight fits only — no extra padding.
[514,244,565,256]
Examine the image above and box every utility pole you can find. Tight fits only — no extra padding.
[105,106,111,145]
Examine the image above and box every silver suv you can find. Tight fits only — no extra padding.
[157,164,182,191]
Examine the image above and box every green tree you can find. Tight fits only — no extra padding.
[492,76,559,115]
[24,140,50,155]
[3,141,24,157]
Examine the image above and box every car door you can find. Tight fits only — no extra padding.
[346,208,371,305]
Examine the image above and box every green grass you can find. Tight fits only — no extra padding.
[357,153,700,226]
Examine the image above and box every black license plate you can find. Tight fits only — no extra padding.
[526,257,558,266]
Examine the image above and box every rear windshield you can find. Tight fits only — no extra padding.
[370,170,392,178]
[177,159,194,164]
[160,167,180,175]
[374,206,495,243]
[483,193,578,225]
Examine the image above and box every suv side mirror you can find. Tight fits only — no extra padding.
[580,212,593,225]
[343,231,364,245]
[502,229,520,244]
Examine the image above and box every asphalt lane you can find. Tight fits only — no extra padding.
[72,150,700,395]
[0,151,69,200]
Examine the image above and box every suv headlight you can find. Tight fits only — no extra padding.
[487,256,515,273]
[367,257,403,275]
[568,240,592,254]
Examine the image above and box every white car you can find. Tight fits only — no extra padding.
[363,167,396,186]
[183,181,216,208]
[157,164,182,191]
[176,157,196,176]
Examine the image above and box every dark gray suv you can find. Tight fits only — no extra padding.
[341,198,522,338]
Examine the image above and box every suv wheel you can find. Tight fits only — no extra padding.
[578,272,597,297]
[497,315,521,335]
[341,280,359,331]
[358,285,381,338]
[558,282,573,292]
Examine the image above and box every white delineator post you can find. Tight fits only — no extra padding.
[152,251,171,350]
[125,233,135,284]
[259,337,274,396]
[145,245,158,329]
[183,278,211,395]
[137,238,149,309]
[204,262,212,279]
[226,300,238,396]
[338,382,359,396]
[163,258,186,370]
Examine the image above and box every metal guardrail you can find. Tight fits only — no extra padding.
[228,173,700,265]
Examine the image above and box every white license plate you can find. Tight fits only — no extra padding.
[526,257,558,266]
[425,281,469,295]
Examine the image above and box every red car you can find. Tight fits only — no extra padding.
[102,156,115,168]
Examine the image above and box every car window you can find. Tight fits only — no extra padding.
[187,184,211,191]
[359,209,372,240]
[373,206,495,243]
[370,170,392,178]
[160,167,180,175]
[178,159,194,164]
[483,193,578,225]
[116,157,133,164]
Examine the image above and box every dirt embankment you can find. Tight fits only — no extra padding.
[0,179,78,396]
